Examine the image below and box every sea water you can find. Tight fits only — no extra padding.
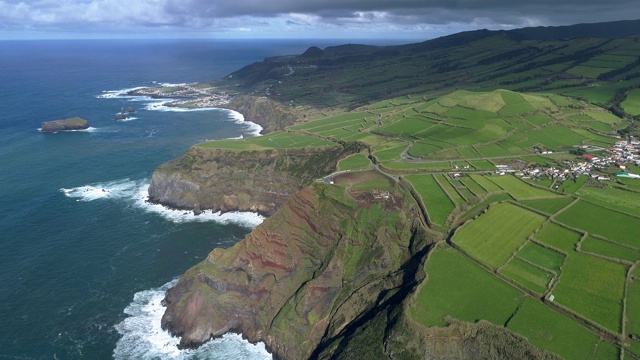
[0,39,323,359]
[0,38,408,359]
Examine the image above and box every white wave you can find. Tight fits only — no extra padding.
[144,100,220,113]
[226,110,263,137]
[114,280,272,360]
[116,117,138,122]
[97,87,147,99]
[61,178,140,202]
[132,183,265,227]
[38,127,99,133]
[60,179,265,227]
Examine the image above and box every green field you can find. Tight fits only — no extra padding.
[621,88,640,115]
[555,200,640,248]
[517,242,565,274]
[506,298,603,360]
[406,174,455,227]
[534,222,582,253]
[337,154,371,171]
[557,175,588,194]
[487,175,560,200]
[627,266,640,357]
[470,174,503,192]
[581,236,640,262]
[198,131,338,149]
[575,186,640,217]
[499,257,553,294]
[552,253,626,332]
[454,203,546,269]
[520,197,574,215]
[409,246,523,327]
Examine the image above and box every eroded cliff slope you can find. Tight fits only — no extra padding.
[161,171,432,359]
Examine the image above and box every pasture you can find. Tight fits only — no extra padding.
[337,154,371,171]
[409,246,523,327]
[533,223,582,253]
[555,200,640,248]
[581,236,640,263]
[499,257,552,294]
[453,203,546,269]
[516,242,565,274]
[198,131,337,150]
[506,298,604,360]
[519,197,574,215]
[487,174,561,200]
[405,174,455,227]
[552,252,626,332]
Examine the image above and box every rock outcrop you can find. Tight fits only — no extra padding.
[221,95,299,133]
[161,174,433,358]
[41,117,89,132]
[148,142,362,216]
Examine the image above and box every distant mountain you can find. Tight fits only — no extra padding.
[218,19,640,111]
[505,19,640,41]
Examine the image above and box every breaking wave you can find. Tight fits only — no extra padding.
[113,279,272,360]
[60,179,264,227]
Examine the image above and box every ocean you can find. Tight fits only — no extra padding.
[0,38,408,359]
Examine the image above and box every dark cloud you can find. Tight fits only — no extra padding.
[1,0,639,38]
[167,0,640,27]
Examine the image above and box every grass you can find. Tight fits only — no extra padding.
[552,252,626,332]
[555,200,640,248]
[621,88,640,115]
[575,186,640,218]
[405,175,454,226]
[534,222,582,253]
[372,144,407,162]
[337,154,371,171]
[517,242,565,274]
[470,174,503,192]
[453,203,546,269]
[581,236,640,262]
[557,175,588,194]
[409,245,523,327]
[519,197,574,215]
[499,257,553,294]
[487,174,560,200]
[506,298,603,360]
[198,131,337,150]
[467,160,495,170]
[626,266,640,358]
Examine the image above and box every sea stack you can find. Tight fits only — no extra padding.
[41,117,89,132]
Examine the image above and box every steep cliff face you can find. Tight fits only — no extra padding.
[148,143,360,216]
[161,174,432,359]
[222,95,298,133]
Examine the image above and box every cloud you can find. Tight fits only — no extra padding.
[1,0,640,38]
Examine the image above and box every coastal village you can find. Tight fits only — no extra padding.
[128,84,234,108]
[475,137,640,184]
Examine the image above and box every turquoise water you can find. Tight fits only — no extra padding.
[0,39,322,359]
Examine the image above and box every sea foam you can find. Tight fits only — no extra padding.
[113,280,272,360]
[61,179,264,227]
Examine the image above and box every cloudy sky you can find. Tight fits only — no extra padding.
[2,0,640,40]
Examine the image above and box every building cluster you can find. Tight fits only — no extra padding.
[503,137,640,183]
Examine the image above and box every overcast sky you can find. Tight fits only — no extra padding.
[2,0,640,40]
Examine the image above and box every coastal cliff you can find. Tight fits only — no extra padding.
[161,172,433,358]
[221,95,299,133]
[148,141,362,216]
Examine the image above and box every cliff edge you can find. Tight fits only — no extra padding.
[148,141,362,216]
